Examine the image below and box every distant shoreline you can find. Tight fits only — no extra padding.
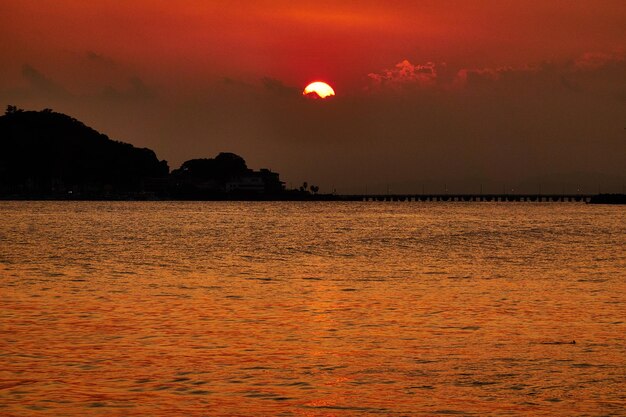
[1,193,624,204]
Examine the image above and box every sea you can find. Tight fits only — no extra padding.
[0,201,624,416]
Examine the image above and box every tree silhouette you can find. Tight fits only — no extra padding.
[5,105,23,115]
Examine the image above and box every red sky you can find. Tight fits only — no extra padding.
[1,1,625,192]
[3,1,625,88]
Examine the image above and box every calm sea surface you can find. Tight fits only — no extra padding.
[1,202,625,416]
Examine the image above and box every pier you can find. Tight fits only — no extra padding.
[346,194,593,203]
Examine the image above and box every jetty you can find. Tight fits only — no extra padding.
[343,194,594,203]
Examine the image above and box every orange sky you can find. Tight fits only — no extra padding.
[1,1,625,192]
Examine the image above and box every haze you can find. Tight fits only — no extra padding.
[1,0,625,193]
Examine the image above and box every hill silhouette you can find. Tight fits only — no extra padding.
[0,106,169,197]
[0,106,298,199]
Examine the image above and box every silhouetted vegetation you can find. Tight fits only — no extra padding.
[0,106,168,198]
[170,152,285,199]
[173,153,249,181]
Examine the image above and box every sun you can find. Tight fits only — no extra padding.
[303,81,335,99]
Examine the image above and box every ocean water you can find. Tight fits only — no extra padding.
[0,201,624,416]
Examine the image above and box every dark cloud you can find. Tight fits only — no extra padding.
[21,65,68,98]
[85,51,117,68]
[129,77,155,99]
[261,77,299,97]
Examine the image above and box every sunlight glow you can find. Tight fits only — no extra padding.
[303,81,335,98]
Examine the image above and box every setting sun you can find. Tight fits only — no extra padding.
[303,81,335,98]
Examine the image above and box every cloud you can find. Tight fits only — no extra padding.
[368,51,626,103]
[566,51,626,101]
[6,64,158,106]
[21,65,68,98]
[455,67,509,83]
[454,65,541,89]
[261,77,299,97]
[368,60,441,89]
[573,51,624,71]
[85,51,117,68]
[129,77,155,99]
